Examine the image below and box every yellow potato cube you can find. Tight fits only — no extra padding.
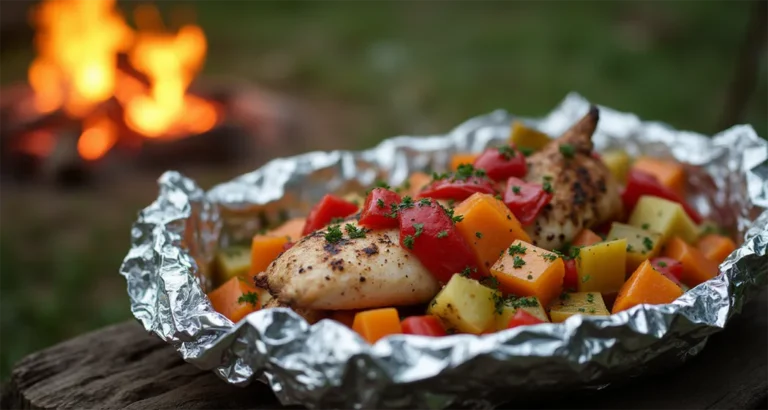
[427,274,499,334]
[628,196,698,243]
[606,222,663,273]
[600,150,631,183]
[215,246,251,284]
[548,292,610,322]
[575,239,627,294]
[494,296,549,330]
[509,121,551,152]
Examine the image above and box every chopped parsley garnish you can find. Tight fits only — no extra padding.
[641,223,650,230]
[413,223,425,238]
[569,246,582,259]
[452,214,464,223]
[345,224,366,239]
[626,244,635,252]
[512,185,521,194]
[431,171,450,181]
[330,217,346,224]
[460,266,476,278]
[237,291,259,307]
[455,163,486,181]
[447,199,456,208]
[324,225,343,243]
[559,292,571,301]
[498,145,516,160]
[376,198,385,208]
[481,275,499,289]
[492,293,505,314]
[643,237,654,251]
[494,194,503,201]
[505,296,540,308]
[403,235,415,249]
[589,308,596,314]
[519,147,535,157]
[508,243,527,255]
[542,176,554,194]
[578,307,586,313]
[512,256,526,269]
[475,231,483,239]
[419,198,432,206]
[374,180,390,189]
[399,196,415,209]
[542,253,558,261]
[581,274,591,283]
[437,230,449,238]
[586,293,595,303]
[559,143,576,158]
[657,261,668,267]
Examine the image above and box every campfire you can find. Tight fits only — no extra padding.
[1,0,280,184]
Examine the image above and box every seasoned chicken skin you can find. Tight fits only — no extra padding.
[523,106,621,249]
[254,223,440,310]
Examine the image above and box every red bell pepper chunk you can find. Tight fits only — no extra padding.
[563,259,578,292]
[503,177,553,226]
[507,309,545,329]
[418,177,496,202]
[401,315,447,337]
[650,257,686,288]
[398,199,480,283]
[621,170,702,224]
[301,194,359,235]
[472,146,527,181]
[359,188,402,229]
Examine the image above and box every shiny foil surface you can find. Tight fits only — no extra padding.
[119,93,768,408]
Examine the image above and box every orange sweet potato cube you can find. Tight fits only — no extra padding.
[612,260,683,313]
[352,308,402,343]
[250,235,290,277]
[696,234,736,265]
[571,229,602,247]
[632,157,686,197]
[208,277,266,323]
[490,240,564,307]
[269,218,306,241]
[454,193,531,275]
[663,237,719,287]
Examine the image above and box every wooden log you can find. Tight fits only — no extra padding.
[2,290,766,409]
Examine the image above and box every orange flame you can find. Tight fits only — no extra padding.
[26,0,219,161]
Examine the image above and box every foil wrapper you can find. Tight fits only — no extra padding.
[120,93,768,408]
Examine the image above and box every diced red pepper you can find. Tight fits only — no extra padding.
[359,188,402,229]
[503,177,553,226]
[418,177,496,202]
[650,257,685,287]
[563,259,578,292]
[301,194,359,235]
[507,309,545,329]
[398,200,480,282]
[401,315,447,337]
[621,170,702,223]
[472,146,527,181]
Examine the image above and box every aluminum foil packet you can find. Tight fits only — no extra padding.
[120,93,768,409]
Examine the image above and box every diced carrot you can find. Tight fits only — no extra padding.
[696,234,736,265]
[330,310,358,328]
[207,277,265,322]
[631,157,686,197]
[572,229,602,247]
[450,153,480,171]
[268,218,306,242]
[612,260,683,313]
[663,237,719,287]
[250,235,290,277]
[453,193,531,275]
[490,240,564,307]
[407,172,433,197]
[352,308,402,343]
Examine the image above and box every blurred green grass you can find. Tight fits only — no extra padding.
[1,0,765,381]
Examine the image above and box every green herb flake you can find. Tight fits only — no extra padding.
[237,291,259,307]
[642,223,650,230]
[497,145,516,160]
[376,198,385,208]
[626,244,635,252]
[413,223,425,238]
[513,256,526,269]
[481,275,499,290]
[324,225,343,243]
[437,230,449,238]
[512,185,521,194]
[374,180,390,189]
[403,234,415,249]
[431,172,449,181]
[586,293,595,303]
[494,194,503,201]
[519,147,535,157]
[330,217,346,224]
[581,274,591,283]
[345,224,367,239]
[452,214,464,224]
[559,292,571,301]
[657,261,668,267]
[475,231,483,239]
[589,308,596,314]
[542,253,558,262]
[399,196,415,209]
[492,293,505,315]
[419,198,432,206]
[542,176,554,194]
[569,246,581,259]
[559,143,576,158]
[460,266,476,278]
[578,307,586,313]
[508,243,528,255]
[643,237,654,251]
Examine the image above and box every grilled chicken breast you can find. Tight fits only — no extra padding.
[524,106,622,249]
[255,223,440,310]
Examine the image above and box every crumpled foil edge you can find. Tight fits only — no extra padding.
[120,92,768,409]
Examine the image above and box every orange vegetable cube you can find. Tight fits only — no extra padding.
[352,308,402,343]
[632,157,686,196]
[490,240,564,307]
[207,277,266,323]
[663,237,719,287]
[572,229,602,247]
[450,153,480,171]
[269,218,306,241]
[407,172,433,197]
[454,193,531,275]
[612,260,683,313]
[250,235,290,277]
[696,234,736,265]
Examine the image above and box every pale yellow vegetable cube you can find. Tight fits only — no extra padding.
[215,246,251,284]
[427,274,499,334]
[494,296,549,330]
[509,121,551,152]
[600,150,631,183]
[576,239,627,294]
[549,292,610,322]
[606,223,664,273]
[628,196,698,243]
